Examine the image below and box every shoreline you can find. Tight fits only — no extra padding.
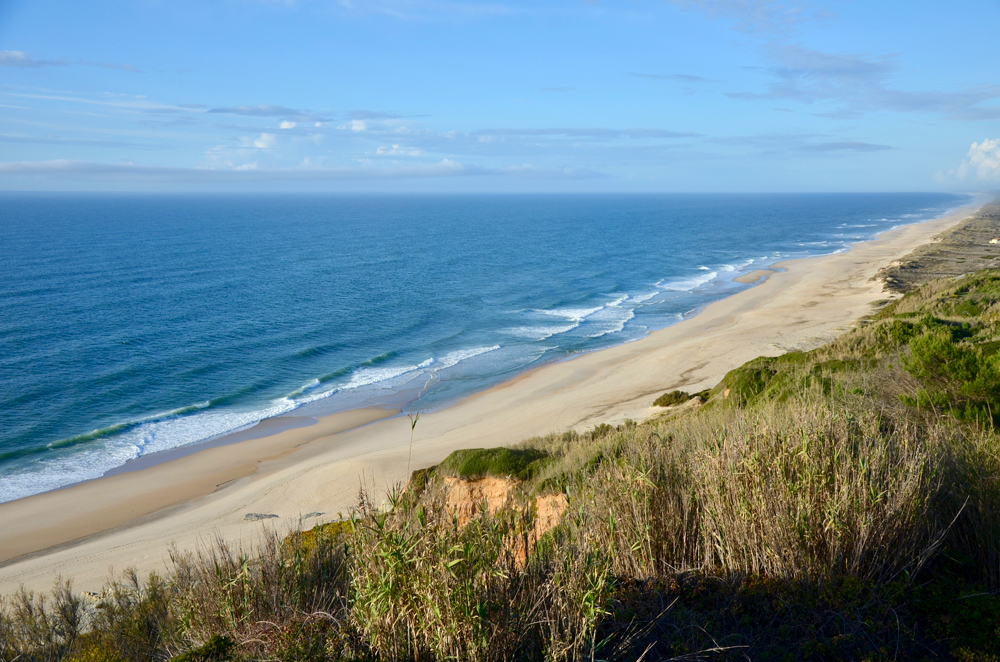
[0,199,970,497]
[0,197,988,594]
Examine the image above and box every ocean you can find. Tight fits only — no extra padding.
[0,192,968,503]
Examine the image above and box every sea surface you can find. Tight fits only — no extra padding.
[0,193,969,503]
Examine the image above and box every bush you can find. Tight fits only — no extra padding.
[438,447,550,481]
[652,390,691,407]
[903,328,1000,424]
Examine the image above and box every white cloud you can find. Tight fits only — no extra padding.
[958,138,1000,181]
[0,157,474,180]
[279,120,297,129]
[376,143,422,156]
[314,122,324,127]
[0,50,60,67]
[208,104,324,121]
[726,45,1000,117]
[338,120,368,132]
[0,159,608,191]
[253,132,277,149]
[206,134,275,168]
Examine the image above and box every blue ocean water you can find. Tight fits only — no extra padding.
[0,193,968,502]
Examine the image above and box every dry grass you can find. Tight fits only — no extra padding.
[4,396,1000,661]
[9,271,1000,660]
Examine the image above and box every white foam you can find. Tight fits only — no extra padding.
[606,294,628,307]
[287,378,320,397]
[0,394,308,503]
[697,265,710,271]
[630,292,658,304]
[434,345,501,370]
[341,364,422,390]
[139,395,303,457]
[584,307,635,338]
[657,271,717,292]
[504,323,579,341]
[131,400,212,426]
[536,306,603,321]
[296,361,427,405]
[3,345,503,503]
[720,258,756,275]
[0,442,139,503]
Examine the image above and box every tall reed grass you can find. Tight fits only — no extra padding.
[4,394,1000,661]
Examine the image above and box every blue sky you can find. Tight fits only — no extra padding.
[1,0,999,192]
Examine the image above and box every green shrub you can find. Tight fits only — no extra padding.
[438,447,549,481]
[903,328,1000,424]
[653,390,691,407]
[719,362,777,404]
[286,519,354,557]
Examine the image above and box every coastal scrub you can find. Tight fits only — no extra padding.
[10,270,1000,660]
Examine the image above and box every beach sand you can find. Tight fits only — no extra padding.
[733,269,779,284]
[0,198,988,595]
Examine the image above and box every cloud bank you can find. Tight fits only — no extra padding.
[0,158,605,184]
[728,44,1000,119]
[208,105,327,121]
[958,139,1000,182]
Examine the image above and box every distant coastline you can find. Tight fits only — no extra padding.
[0,193,974,504]
[0,195,988,594]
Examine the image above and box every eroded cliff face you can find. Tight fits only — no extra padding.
[439,474,568,562]
[441,475,518,527]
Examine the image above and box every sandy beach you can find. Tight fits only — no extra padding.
[0,198,988,596]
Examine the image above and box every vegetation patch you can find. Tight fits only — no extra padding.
[437,447,550,481]
[286,519,354,557]
[652,390,691,407]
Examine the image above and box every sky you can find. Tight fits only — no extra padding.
[0,0,999,192]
